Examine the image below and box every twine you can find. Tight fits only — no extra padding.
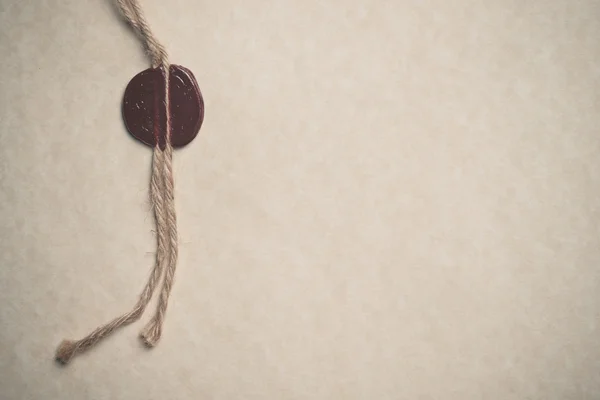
[56,0,179,364]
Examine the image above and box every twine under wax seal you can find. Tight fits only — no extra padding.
[56,0,191,364]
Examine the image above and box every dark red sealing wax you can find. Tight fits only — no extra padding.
[122,65,204,149]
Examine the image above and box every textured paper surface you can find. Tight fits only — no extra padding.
[1,1,599,399]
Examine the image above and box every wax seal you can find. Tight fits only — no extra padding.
[122,65,204,149]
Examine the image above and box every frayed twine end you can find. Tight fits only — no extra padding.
[139,320,162,348]
[55,340,78,364]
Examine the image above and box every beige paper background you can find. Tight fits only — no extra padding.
[1,0,599,399]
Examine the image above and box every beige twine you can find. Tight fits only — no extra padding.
[56,0,179,364]
[115,0,168,68]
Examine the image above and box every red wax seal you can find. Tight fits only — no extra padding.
[122,65,204,149]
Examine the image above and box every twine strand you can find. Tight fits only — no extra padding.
[140,71,178,346]
[56,0,179,364]
[56,149,170,363]
[115,0,168,68]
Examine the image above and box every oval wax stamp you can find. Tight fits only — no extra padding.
[122,65,204,149]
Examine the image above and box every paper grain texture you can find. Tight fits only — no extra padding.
[0,0,599,399]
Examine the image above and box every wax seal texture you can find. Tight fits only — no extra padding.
[123,65,204,149]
